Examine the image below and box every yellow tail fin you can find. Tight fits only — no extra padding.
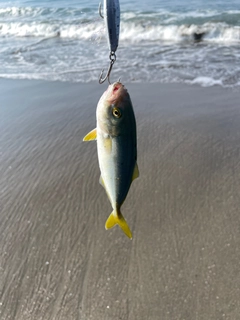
[105,211,132,239]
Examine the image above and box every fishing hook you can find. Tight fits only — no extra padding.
[99,52,116,84]
[98,2,104,19]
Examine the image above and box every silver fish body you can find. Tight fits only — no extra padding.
[83,82,139,238]
[103,0,120,53]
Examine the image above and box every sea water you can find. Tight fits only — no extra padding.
[0,0,240,87]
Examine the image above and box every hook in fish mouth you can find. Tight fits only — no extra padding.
[109,82,128,102]
[104,82,123,103]
[113,83,121,92]
[112,82,123,93]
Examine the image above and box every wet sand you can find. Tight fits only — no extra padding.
[1,79,240,319]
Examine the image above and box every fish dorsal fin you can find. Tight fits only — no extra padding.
[132,162,139,181]
[83,128,97,141]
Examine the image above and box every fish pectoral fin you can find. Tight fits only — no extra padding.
[83,128,97,141]
[105,211,132,239]
[132,162,139,181]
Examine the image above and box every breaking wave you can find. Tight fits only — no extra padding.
[0,4,240,87]
[120,22,240,43]
[0,5,240,43]
[0,20,240,44]
[0,21,103,39]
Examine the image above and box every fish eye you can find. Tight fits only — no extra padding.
[112,107,121,118]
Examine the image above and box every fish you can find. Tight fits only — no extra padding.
[83,82,139,239]
[99,0,120,53]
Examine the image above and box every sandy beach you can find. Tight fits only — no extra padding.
[1,79,240,320]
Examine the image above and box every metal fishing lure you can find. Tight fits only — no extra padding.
[99,0,120,84]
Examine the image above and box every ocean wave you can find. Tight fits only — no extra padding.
[0,72,237,88]
[121,8,240,26]
[0,7,42,17]
[0,20,240,43]
[1,5,240,26]
[0,6,91,19]
[0,72,97,83]
[0,21,104,39]
[1,5,240,43]
[0,4,239,88]
[120,21,240,43]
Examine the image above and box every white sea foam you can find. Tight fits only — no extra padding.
[0,6,82,18]
[0,71,97,82]
[205,24,240,42]
[188,77,223,87]
[0,6,41,17]
[0,21,104,39]
[1,20,239,44]
[120,22,240,43]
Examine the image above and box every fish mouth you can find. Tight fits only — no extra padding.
[112,82,123,93]
[107,82,127,103]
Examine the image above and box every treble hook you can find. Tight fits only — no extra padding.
[99,52,116,84]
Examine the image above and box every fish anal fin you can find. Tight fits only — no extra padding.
[83,128,97,141]
[132,162,139,181]
[105,211,132,239]
[99,175,112,202]
[99,175,105,188]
